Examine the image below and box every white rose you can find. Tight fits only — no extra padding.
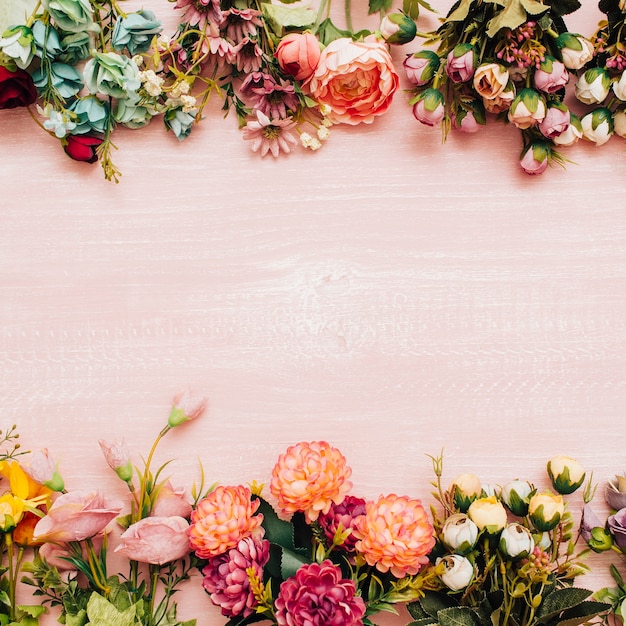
[581,109,613,146]
[442,513,479,552]
[613,71,626,101]
[437,554,474,591]
[559,35,594,70]
[499,523,535,558]
[575,69,611,105]
[500,480,533,516]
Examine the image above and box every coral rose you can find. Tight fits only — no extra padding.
[188,485,263,559]
[353,494,435,577]
[115,516,191,565]
[33,490,123,542]
[274,560,365,626]
[270,441,352,522]
[306,37,399,125]
[275,32,321,82]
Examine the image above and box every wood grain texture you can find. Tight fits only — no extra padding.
[1,0,625,623]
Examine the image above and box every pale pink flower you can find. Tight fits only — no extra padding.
[33,490,123,543]
[220,8,262,43]
[39,534,104,571]
[202,534,270,617]
[188,485,263,558]
[152,481,192,518]
[270,441,352,522]
[168,390,208,427]
[99,438,133,483]
[275,33,321,82]
[353,494,435,577]
[242,110,298,157]
[115,516,191,565]
[174,0,222,28]
[250,77,299,120]
[473,63,509,100]
[22,449,64,492]
[275,560,365,626]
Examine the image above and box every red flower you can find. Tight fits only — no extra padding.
[63,134,103,164]
[0,66,38,109]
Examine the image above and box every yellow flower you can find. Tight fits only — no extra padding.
[0,493,25,531]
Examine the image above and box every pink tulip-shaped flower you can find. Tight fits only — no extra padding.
[99,438,133,483]
[188,485,263,559]
[275,560,365,626]
[168,390,208,427]
[39,533,104,571]
[270,441,352,522]
[115,516,191,565]
[33,490,123,543]
[202,534,270,617]
[353,494,435,577]
[152,481,192,518]
[22,449,64,492]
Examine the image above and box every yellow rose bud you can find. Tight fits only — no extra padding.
[528,491,564,531]
[547,455,585,494]
[467,496,507,533]
[450,473,482,512]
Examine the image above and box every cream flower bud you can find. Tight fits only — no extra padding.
[467,496,507,533]
[437,554,474,591]
[581,108,614,146]
[613,71,626,101]
[450,473,482,512]
[613,110,626,138]
[547,455,585,494]
[441,513,479,553]
[556,33,594,70]
[499,523,535,559]
[500,480,533,516]
[528,491,564,531]
[575,68,611,105]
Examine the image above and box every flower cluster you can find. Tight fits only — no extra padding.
[404,0,590,174]
[406,453,609,626]
[22,390,208,626]
[187,440,437,626]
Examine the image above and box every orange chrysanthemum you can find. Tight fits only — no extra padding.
[269,441,352,522]
[353,494,435,578]
[188,485,263,559]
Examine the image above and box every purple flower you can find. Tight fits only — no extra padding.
[318,495,366,552]
[608,508,626,549]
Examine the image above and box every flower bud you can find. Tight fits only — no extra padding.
[168,390,208,427]
[556,33,594,70]
[499,523,534,559]
[539,102,571,139]
[547,455,585,494]
[22,449,65,492]
[613,71,626,101]
[412,88,445,127]
[0,25,35,70]
[553,113,582,147]
[403,50,440,86]
[613,110,626,138]
[581,107,614,146]
[500,480,533,516]
[437,554,474,590]
[575,67,611,105]
[606,475,626,510]
[446,44,476,83]
[533,56,569,94]
[380,12,417,45]
[441,513,479,553]
[467,496,507,534]
[452,103,485,133]
[589,526,614,552]
[519,141,550,176]
[450,474,482,512]
[508,88,546,129]
[99,439,133,483]
[528,491,564,532]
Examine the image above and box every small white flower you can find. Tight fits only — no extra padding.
[437,555,474,591]
[180,95,197,113]
[309,137,322,151]
[300,132,313,147]
[132,55,144,68]
[317,126,330,141]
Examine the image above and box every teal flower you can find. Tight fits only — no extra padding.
[68,95,109,134]
[113,99,153,129]
[59,31,91,65]
[32,62,83,98]
[164,107,196,141]
[42,0,97,34]
[112,10,162,55]
[83,52,140,99]
[32,21,62,59]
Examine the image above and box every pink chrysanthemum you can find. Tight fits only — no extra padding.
[174,0,222,28]
[188,485,263,559]
[269,441,352,522]
[275,560,365,626]
[318,495,366,552]
[201,534,270,618]
[353,494,435,578]
[242,111,298,158]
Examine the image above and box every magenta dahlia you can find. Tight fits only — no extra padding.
[318,495,366,552]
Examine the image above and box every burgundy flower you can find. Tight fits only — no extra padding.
[201,534,270,618]
[318,495,366,552]
[0,66,38,109]
[63,134,103,164]
[275,560,365,626]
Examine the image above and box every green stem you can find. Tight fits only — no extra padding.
[344,0,353,33]
[137,426,170,521]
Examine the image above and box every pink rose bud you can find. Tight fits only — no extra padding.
[275,32,321,82]
[539,102,571,139]
[22,449,64,492]
[533,56,569,94]
[168,390,208,428]
[403,50,440,86]
[99,439,133,483]
[553,112,583,146]
[114,516,191,565]
[412,88,445,126]
[453,103,485,133]
[446,44,476,83]
[519,141,550,175]
[152,481,192,518]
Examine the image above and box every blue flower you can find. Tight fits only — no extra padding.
[32,62,83,99]
[112,10,162,55]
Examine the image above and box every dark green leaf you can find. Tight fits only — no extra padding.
[536,588,592,623]
[546,0,581,15]
[419,590,456,618]
[556,600,612,625]
[316,17,354,45]
[280,547,310,580]
[438,606,484,626]
[256,497,295,550]
[406,620,439,626]
[368,0,393,15]
[407,600,430,620]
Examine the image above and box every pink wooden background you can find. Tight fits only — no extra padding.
[1,0,625,623]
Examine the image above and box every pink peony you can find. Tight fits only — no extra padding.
[115,516,191,565]
[318,495,366,552]
[270,441,352,522]
[353,494,435,578]
[275,33,321,82]
[188,485,263,559]
[201,534,270,617]
[275,560,365,626]
[306,37,399,125]
[33,490,123,543]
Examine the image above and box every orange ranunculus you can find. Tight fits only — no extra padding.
[270,441,352,523]
[306,37,399,125]
[275,32,321,82]
[188,485,263,559]
[353,494,435,578]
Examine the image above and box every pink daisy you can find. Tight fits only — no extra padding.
[242,111,298,157]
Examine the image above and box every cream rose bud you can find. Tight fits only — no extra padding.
[581,108,614,146]
[547,455,586,494]
[575,68,611,105]
[614,110,626,138]
[473,63,509,99]
[528,491,564,532]
[556,33,594,70]
[442,513,479,553]
[553,113,583,147]
[437,554,474,591]
[379,12,417,45]
[508,88,546,129]
[500,480,533,516]
[613,72,626,101]
[467,496,507,533]
[450,473,482,512]
[499,523,535,559]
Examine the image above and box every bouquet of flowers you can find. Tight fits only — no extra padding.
[403,0,590,175]
[187,440,438,626]
[405,453,609,626]
[22,391,208,626]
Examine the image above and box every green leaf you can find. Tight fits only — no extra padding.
[407,601,430,620]
[316,17,354,45]
[446,0,474,21]
[536,588,592,623]
[280,547,310,580]
[85,593,138,626]
[486,0,548,37]
[16,606,46,619]
[261,3,315,35]
[547,0,580,15]
[556,600,612,625]
[256,498,295,550]
[64,611,87,626]
[368,0,393,14]
[406,620,438,626]
[419,591,456,618]
[438,606,484,626]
